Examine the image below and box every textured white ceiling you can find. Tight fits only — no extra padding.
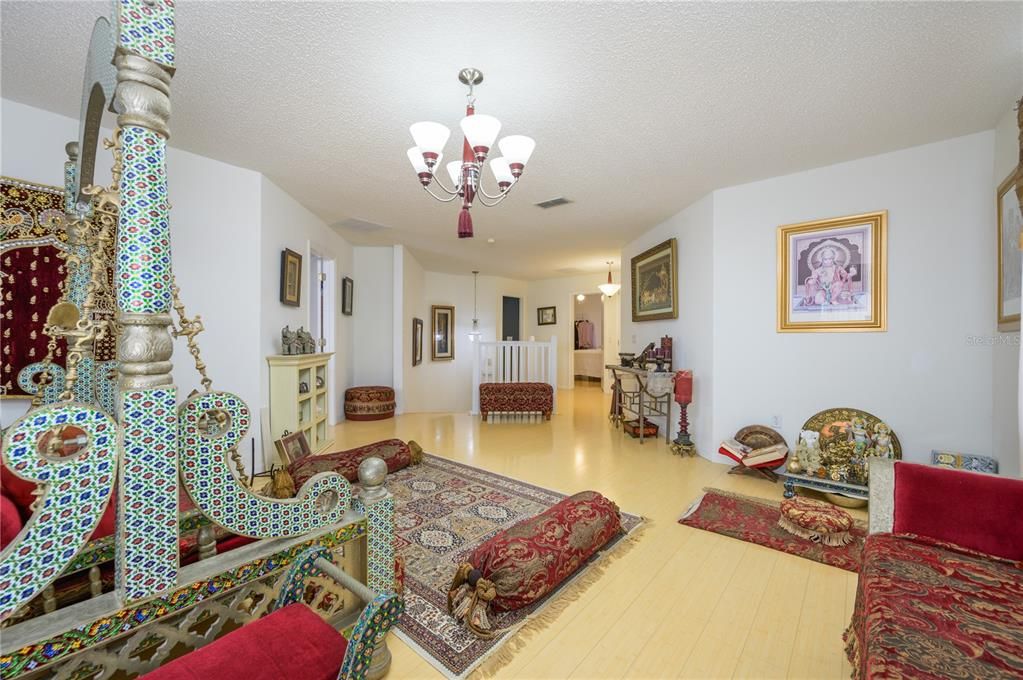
[2,1,1021,279]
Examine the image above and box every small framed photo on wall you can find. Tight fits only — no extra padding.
[279,249,302,307]
[997,172,1021,331]
[777,211,887,332]
[537,306,557,325]
[412,317,423,366]
[431,305,455,360]
[341,276,354,316]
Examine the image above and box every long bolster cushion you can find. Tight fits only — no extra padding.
[142,603,346,680]
[288,438,422,488]
[448,490,622,637]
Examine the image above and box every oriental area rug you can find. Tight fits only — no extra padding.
[679,488,865,572]
[388,454,644,679]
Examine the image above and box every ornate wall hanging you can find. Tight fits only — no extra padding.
[631,238,678,322]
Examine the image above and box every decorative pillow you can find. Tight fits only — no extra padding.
[448,490,622,637]
[288,438,419,489]
[778,496,854,546]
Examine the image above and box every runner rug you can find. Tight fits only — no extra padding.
[679,488,865,572]
[389,454,644,679]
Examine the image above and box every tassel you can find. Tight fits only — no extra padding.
[458,207,474,238]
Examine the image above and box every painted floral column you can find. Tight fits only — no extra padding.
[113,0,180,604]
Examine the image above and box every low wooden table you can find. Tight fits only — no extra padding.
[781,471,868,502]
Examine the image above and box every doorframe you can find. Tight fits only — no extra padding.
[308,246,337,426]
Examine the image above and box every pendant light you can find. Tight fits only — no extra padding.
[598,261,621,297]
[469,270,482,340]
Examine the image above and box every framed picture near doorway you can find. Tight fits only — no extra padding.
[412,317,423,366]
[631,238,678,321]
[776,210,887,332]
[431,305,455,360]
[537,306,557,326]
[341,276,354,316]
[279,248,302,306]
[997,172,1021,331]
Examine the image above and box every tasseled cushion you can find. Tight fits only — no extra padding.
[778,496,854,546]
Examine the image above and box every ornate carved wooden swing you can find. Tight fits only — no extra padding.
[0,4,397,679]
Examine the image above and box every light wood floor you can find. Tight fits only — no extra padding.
[331,384,861,679]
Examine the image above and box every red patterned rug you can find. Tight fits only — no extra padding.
[391,454,644,679]
[679,488,865,572]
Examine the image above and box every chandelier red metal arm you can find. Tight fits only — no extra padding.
[407,68,535,239]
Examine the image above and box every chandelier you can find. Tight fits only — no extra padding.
[598,261,621,297]
[406,68,536,239]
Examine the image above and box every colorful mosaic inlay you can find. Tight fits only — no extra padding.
[117,388,178,603]
[0,404,117,621]
[64,160,76,214]
[178,391,352,538]
[276,545,333,609]
[17,362,65,404]
[355,495,396,595]
[117,125,172,314]
[339,592,404,680]
[0,521,367,677]
[117,0,175,68]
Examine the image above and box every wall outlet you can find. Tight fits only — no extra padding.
[770,415,783,429]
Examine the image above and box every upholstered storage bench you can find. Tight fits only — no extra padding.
[289,438,421,488]
[448,490,621,636]
[344,386,396,421]
[845,461,1023,679]
[479,382,553,421]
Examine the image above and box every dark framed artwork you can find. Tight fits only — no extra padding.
[997,172,1021,331]
[342,276,354,316]
[412,317,423,366]
[274,430,312,465]
[631,238,677,322]
[279,248,302,307]
[537,306,557,326]
[431,305,454,361]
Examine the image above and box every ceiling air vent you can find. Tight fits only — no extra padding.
[534,197,572,209]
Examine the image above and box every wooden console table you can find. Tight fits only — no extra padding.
[606,364,672,445]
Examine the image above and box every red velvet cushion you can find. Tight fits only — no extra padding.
[0,467,38,522]
[142,604,345,680]
[893,462,1023,561]
[1,491,22,550]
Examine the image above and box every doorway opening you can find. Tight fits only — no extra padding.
[308,251,337,423]
[502,296,521,341]
[573,293,604,388]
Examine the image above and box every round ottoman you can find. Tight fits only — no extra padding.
[777,496,854,546]
[344,386,396,421]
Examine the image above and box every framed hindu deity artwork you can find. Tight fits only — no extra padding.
[997,171,1021,331]
[279,248,302,307]
[777,211,887,332]
[274,430,312,465]
[412,317,423,366]
[431,305,455,361]
[631,238,678,322]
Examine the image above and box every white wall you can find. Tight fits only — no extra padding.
[397,246,426,414]
[1,100,264,451]
[351,246,394,387]
[992,107,1021,477]
[526,271,621,390]
[621,194,716,455]
[259,176,355,466]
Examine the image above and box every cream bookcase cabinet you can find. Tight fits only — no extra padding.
[266,353,335,461]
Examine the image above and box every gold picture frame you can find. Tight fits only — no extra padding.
[279,248,302,307]
[997,171,1021,331]
[777,211,887,333]
[631,238,678,322]
[431,305,454,361]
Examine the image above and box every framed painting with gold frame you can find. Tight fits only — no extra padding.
[997,171,1021,331]
[631,238,678,322]
[279,248,302,307]
[431,305,455,361]
[777,211,887,332]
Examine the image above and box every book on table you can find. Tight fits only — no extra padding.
[718,440,787,468]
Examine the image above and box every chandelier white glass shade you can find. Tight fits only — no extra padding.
[598,261,621,297]
[407,68,536,238]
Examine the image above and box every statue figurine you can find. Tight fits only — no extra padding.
[296,326,316,354]
[798,430,822,473]
[849,416,869,446]
[872,422,893,459]
[281,325,298,355]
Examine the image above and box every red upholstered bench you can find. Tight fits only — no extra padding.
[344,386,396,421]
[479,382,553,421]
[144,547,403,680]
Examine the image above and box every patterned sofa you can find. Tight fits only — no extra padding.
[479,382,553,421]
[845,460,1023,679]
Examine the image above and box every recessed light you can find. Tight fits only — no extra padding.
[487,238,495,243]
